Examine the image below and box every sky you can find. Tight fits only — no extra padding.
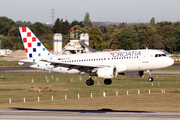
[0,0,180,24]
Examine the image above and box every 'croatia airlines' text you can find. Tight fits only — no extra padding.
[110,51,141,57]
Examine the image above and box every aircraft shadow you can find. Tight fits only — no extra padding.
[12,107,154,113]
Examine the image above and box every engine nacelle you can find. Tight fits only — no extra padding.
[124,71,144,78]
[97,67,117,79]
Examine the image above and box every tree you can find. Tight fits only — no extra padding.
[73,25,89,39]
[156,21,172,27]
[32,22,50,36]
[70,20,80,28]
[88,27,103,50]
[167,37,177,53]
[117,29,136,50]
[106,24,116,31]
[61,20,69,35]
[53,18,62,33]
[109,28,121,49]
[150,17,155,26]
[173,25,180,51]
[99,25,107,33]
[118,23,127,29]
[83,12,93,28]
[1,37,14,49]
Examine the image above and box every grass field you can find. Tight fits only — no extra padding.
[0,72,180,112]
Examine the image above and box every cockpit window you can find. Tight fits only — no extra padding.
[155,54,166,57]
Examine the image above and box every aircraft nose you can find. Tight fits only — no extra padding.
[168,58,174,66]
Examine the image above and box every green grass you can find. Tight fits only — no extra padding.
[0,59,180,111]
[0,73,180,112]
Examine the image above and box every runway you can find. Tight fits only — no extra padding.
[0,67,180,74]
[0,110,180,120]
[0,67,48,73]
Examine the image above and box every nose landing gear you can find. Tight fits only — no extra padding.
[147,70,154,82]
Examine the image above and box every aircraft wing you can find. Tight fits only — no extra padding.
[42,60,110,72]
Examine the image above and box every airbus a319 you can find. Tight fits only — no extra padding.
[18,27,174,86]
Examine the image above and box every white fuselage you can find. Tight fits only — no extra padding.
[21,49,174,75]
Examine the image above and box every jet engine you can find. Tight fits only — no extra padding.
[124,71,144,78]
[97,67,117,79]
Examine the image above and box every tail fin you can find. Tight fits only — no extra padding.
[19,27,52,59]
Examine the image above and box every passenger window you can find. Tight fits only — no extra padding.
[162,54,166,56]
[155,54,158,57]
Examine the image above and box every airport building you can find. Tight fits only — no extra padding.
[53,33,96,55]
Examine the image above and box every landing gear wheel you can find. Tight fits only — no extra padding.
[147,70,154,82]
[86,78,94,86]
[148,77,154,82]
[104,79,112,85]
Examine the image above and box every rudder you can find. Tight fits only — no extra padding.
[19,27,51,59]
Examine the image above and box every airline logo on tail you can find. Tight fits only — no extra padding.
[19,27,51,59]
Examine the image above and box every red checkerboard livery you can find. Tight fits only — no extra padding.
[19,27,51,59]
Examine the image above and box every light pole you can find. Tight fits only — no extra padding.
[0,36,2,49]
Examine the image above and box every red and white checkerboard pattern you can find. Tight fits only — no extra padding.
[19,27,51,59]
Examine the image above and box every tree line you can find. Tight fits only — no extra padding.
[0,14,180,54]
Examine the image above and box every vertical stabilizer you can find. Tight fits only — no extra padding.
[19,27,52,59]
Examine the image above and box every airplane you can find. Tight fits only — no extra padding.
[18,27,174,86]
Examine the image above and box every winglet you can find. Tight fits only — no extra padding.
[19,27,52,59]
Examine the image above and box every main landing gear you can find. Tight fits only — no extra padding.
[86,78,112,86]
[86,78,94,86]
[86,73,112,86]
[147,70,154,82]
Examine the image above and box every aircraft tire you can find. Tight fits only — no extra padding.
[148,77,154,82]
[86,79,94,86]
[104,79,112,85]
